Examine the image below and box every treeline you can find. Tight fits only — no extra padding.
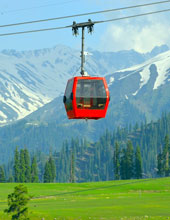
[13,147,38,183]
[0,139,143,183]
[113,141,142,180]
[0,148,56,183]
[157,135,170,177]
[54,112,170,181]
[0,112,170,183]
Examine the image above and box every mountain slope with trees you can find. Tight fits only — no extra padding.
[0,46,170,180]
[1,112,170,183]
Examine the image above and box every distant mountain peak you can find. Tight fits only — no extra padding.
[150,44,169,57]
[0,44,169,125]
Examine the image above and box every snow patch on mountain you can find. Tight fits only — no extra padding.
[108,77,114,86]
[132,67,151,96]
[153,53,170,89]
[0,44,169,125]
[110,50,170,95]
[0,46,74,124]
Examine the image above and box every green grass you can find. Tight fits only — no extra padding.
[0,178,170,220]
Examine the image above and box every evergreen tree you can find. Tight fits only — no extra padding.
[120,149,126,180]
[157,153,164,177]
[14,147,20,183]
[158,135,170,177]
[43,155,56,183]
[48,156,56,182]
[43,161,51,183]
[135,146,143,179]
[4,184,30,220]
[0,166,5,182]
[162,135,170,177]
[70,150,75,183]
[125,141,134,179]
[113,142,120,180]
[24,149,31,183]
[31,156,39,183]
[20,149,26,183]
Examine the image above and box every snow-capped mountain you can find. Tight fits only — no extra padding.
[107,50,170,121]
[0,45,76,124]
[0,46,170,164]
[0,45,101,124]
[0,44,168,125]
[26,48,170,129]
[108,50,170,91]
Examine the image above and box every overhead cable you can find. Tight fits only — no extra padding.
[0,0,170,28]
[0,25,72,37]
[94,7,170,24]
[2,0,79,14]
[0,8,170,37]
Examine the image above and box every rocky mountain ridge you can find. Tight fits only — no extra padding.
[0,44,169,125]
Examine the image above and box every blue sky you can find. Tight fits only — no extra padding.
[1,0,170,52]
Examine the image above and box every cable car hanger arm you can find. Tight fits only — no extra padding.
[71,20,94,76]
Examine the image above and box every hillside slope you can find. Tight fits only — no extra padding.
[0,49,170,165]
[26,49,170,128]
[0,44,168,124]
[107,50,170,121]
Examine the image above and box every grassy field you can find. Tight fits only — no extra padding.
[0,178,170,220]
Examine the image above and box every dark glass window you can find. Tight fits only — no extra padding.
[76,79,107,109]
[65,79,73,111]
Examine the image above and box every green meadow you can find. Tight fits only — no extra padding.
[0,178,170,220]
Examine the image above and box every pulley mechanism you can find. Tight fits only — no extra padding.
[72,19,94,76]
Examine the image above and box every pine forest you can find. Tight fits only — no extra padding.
[0,112,170,183]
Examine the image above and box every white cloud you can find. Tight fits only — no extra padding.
[99,2,170,53]
[100,21,170,53]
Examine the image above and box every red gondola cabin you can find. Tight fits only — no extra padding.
[63,76,110,119]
